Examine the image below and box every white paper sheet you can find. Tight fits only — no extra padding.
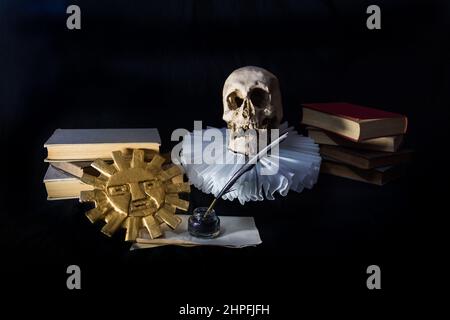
[131,215,262,250]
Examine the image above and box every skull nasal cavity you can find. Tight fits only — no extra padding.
[249,88,269,108]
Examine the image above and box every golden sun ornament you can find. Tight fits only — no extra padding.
[79,149,190,241]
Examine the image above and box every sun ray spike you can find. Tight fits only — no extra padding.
[124,216,141,241]
[147,154,166,170]
[95,194,110,211]
[171,174,184,184]
[163,204,176,214]
[112,151,129,171]
[142,215,162,239]
[85,207,106,223]
[79,190,97,202]
[156,206,181,229]
[80,173,106,189]
[165,194,189,211]
[80,190,109,212]
[155,215,164,224]
[91,159,116,177]
[165,182,191,194]
[101,210,127,237]
[159,165,183,181]
[131,149,145,169]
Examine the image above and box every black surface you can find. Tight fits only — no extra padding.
[1,0,448,308]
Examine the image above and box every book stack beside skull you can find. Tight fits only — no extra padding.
[301,103,412,185]
[42,128,161,199]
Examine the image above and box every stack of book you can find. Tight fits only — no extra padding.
[302,102,411,185]
[43,128,161,199]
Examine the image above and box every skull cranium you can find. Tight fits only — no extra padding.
[222,66,283,155]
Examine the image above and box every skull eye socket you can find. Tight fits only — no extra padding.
[227,91,244,110]
[249,88,269,108]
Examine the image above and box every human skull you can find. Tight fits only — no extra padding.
[222,66,283,155]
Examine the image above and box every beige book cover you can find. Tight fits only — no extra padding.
[43,165,93,200]
[44,128,161,160]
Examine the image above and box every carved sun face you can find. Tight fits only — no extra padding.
[80,149,190,241]
[106,166,165,217]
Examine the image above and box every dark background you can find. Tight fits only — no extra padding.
[1,0,448,308]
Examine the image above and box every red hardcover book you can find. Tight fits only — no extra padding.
[301,102,408,142]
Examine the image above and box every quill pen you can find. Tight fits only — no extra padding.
[204,131,289,217]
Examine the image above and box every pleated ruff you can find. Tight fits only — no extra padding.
[180,123,322,204]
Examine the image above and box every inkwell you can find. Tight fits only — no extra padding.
[188,131,288,238]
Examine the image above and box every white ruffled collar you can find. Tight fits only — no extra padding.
[180,123,322,204]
